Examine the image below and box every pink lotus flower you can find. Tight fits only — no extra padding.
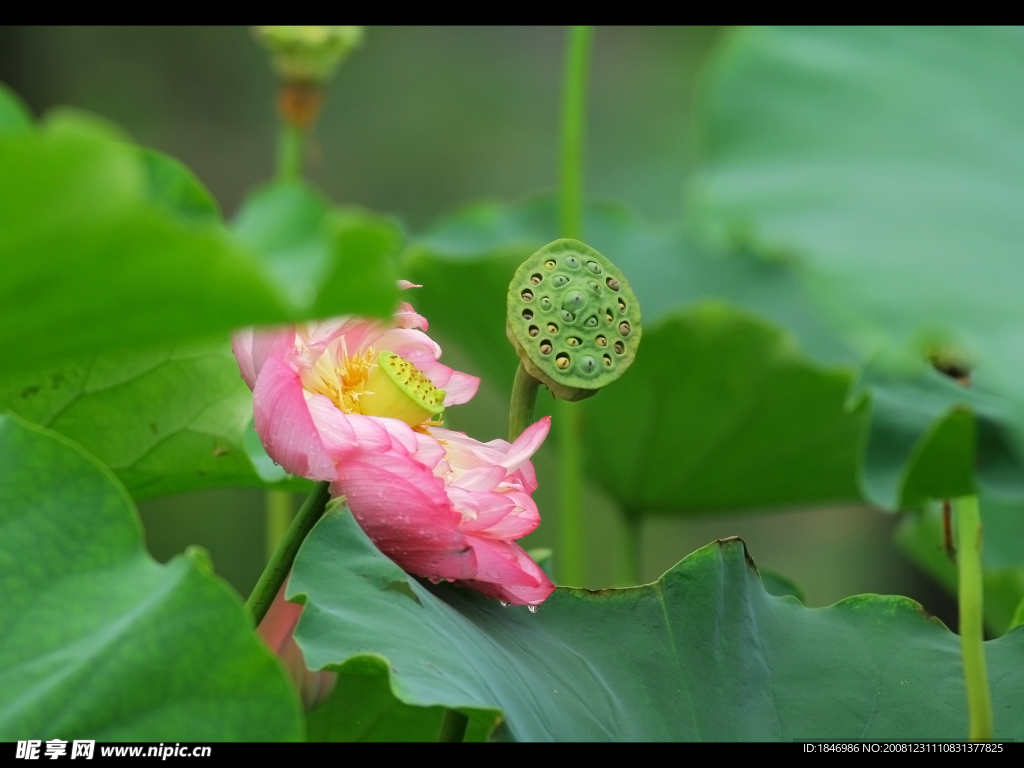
[234,291,555,606]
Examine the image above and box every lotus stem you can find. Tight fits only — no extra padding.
[957,495,993,741]
[247,481,331,625]
[437,709,469,742]
[509,362,541,442]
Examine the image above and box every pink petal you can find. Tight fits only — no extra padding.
[458,489,541,539]
[450,464,506,492]
[253,355,336,481]
[257,581,302,654]
[397,280,422,290]
[335,453,477,581]
[306,395,420,459]
[461,535,544,589]
[394,301,430,331]
[459,540,556,606]
[501,416,551,474]
[233,327,295,390]
[440,371,480,406]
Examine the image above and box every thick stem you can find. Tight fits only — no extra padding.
[559,26,593,241]
[509,362,541,442]
[265,490,294,562]
[956,495,993,741]
[277,124,304,182]
[437,709,469,742]
[247,481,331,626]
[552,25,593,588]
[556,400,585,586]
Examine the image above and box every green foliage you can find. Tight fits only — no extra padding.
[291,507,1024,741]
[586,306,861,513]
[0,102,399,377]
[407,198,863,514]
[0,415,302,740]
[0,82,32,134]
[692,25,1024,470]
[0,340,309,501]
[232,182,400,318]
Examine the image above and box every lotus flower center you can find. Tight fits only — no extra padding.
[304,345,445,428]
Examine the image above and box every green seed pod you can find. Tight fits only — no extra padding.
[506,239,642,401]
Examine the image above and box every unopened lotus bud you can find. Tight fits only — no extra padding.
[255,26,363,129]
[256,26,363,84]
[506,239,642,401]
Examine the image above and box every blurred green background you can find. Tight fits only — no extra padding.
[0,25,955,621]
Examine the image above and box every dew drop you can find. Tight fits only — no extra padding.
[528,605,539,613]
[499,601,511,608]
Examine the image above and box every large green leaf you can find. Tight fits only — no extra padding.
[407,199,863,513]
[291,505,1024,741]
[0,103,398,375]
[0,340,309,501]
[585,306,861,514]
[0,415,302,740]
[691,26,1024,453]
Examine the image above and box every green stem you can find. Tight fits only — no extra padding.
[509,363,541,442]
[559,25,593,241]
[956,495,993,741]
[247,481,331,626]
[277,123,304,182]
[265,490,294,562]
[556,400,584,586]
[437,709,469,742]
[553,25,593,588]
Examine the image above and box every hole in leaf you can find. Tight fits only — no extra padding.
[618,298,626,313]
[540,297,552,310]
[603,354,613,367]
[552,275,569,288]
[544,260,556,270]
[619,321,631,336]
[522,309,534,320]
[540,341,553,355]
[528,325,540,337]
[584,316,598,328]
[567,337,581,347]
[547,322,559,334]
[531,273,543,285]
[521,289,534,301]
[586,261,601,274]
[614,340,625,354]
[555,353,570,370]
[596,335,607,347]
[564,256,580,269]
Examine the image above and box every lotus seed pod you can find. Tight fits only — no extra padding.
[506,239,642,401]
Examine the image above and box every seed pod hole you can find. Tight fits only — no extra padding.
[552,275,569,288]
[521,289,534,301]
[564,256,580,269]
[586,261,601,274]
[584,315,599,328]
[605,309,614,324]
[614,340,625,354]
[528,325,540,337]
[547,322,559,334]
[544,260,556,270]
[603,354,613,367]
[560,310,575,323]
[580,355,597,373]
[540,297,552,310]
[567,336,581,347]
[606,277,620,291]
[540,341,553,355]
[522,309,534,320]
[596,335,607,347]
[555,353,571,370]
[588,281,601,294]
[617,298,626,313]
[530,273,543,285]
[619,321,631,336]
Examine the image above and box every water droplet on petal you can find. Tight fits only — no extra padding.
[499,600,511,608]
[528,605,539,613]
